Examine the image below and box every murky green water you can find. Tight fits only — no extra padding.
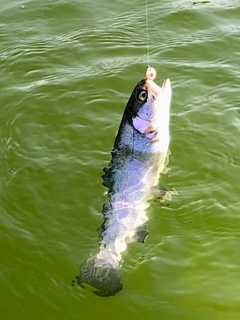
[1,0,240,319]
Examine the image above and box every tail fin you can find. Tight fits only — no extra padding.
[77,256,123,296]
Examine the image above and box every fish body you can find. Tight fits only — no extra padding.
[78,69,172,296]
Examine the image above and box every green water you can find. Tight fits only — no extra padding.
[1,0,240,319]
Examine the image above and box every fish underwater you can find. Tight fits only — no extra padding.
[76,66,172,296]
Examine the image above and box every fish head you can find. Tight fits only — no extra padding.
[131,76,172,152]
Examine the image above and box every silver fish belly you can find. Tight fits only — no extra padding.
[77,67,172,296]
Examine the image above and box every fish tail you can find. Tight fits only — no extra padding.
[77,256,122,296]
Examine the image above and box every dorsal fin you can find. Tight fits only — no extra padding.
[102,167,112,188]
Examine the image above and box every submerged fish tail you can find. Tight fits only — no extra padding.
[77,256,122,296]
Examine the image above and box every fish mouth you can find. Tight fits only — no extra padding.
[162,79,167,88]
[146,79,162,99]
[146,78,170,98]
[161,78,171,93]
[132,76,171,137]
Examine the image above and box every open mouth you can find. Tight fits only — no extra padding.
[147,80,161,98]
[161,78,171,92]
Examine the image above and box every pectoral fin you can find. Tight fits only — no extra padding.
[132,225,149,243]
[151,186,177,201]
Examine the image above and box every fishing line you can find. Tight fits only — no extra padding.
[145,0,156,80]
[145,0,150,66]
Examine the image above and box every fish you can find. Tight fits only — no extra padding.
[76,67,172,296]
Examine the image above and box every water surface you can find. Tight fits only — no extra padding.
[1,0,240,319]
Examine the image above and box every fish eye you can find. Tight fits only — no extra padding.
[136,90,148,102]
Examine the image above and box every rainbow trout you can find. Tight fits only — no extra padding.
[77,67,172,296]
